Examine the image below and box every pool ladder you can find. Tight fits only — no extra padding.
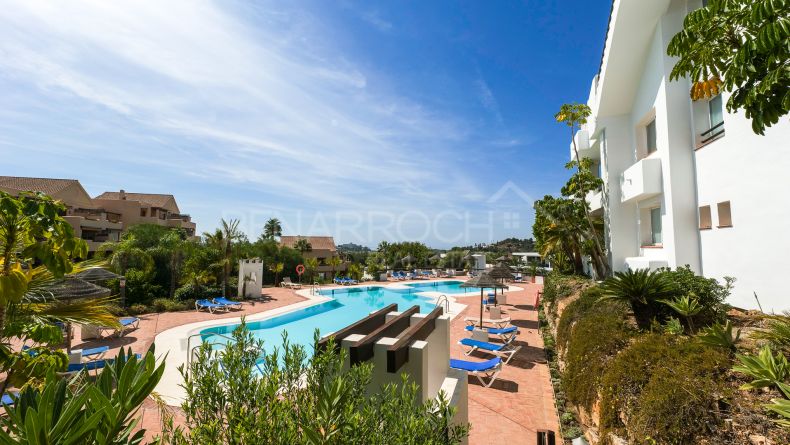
[435,294,450,314]
[185,332,266,373]
[310,281,321,296]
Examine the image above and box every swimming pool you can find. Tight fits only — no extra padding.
[199,280,475,354]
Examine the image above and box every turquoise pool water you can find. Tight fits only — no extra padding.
[200,280,475,354]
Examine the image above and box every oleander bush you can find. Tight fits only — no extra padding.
[165,321,469,444]
[599,334,729,444]
[173,283,223,302]
[563,305,634,409]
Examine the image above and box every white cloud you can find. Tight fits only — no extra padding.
[0,0,480,208]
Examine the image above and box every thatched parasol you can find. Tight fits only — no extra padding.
[43,277,111,352]
[461,273,506,328]
[71,267,121,282]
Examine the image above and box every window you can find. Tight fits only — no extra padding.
[650,207,663,244]
[140,208,147,217]
[646,119,657,154]
[709,95,724,128]
[717,201,732,227]
[699,205,712,229]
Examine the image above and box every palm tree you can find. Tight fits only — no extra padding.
[269,262,284,286]
[97,237,154,276]
[304,257,319,283]
[294,238,312,254]
[328,256,342,278]
[205,220,243,297]
[263,218,282,240]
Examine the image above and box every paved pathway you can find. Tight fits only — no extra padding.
[81,281,557,444]
[450,282,559,445]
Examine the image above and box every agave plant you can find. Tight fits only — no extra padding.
[734,345,790,391]
[660,294,703,333]
[698,320,741,352]
[599,268,676,328]
[766,382,790,428]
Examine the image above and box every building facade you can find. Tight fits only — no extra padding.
[94,190,196,237]
[279,235,347,276]
[0,177,123,252]
[0,177,197,251]
[577,0,790,312]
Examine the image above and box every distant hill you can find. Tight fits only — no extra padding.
[337,243,372,252]
[452,237,535,252]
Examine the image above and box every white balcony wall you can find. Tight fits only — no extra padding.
[620,158,662,203]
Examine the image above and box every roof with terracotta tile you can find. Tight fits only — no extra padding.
[0,176,79,195]
[280,235,337,251]
[0,176,94,208]
[94,191,177,210]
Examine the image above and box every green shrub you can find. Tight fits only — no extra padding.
[123,268,164,306]
[659,265,731,327]
[663,317,684,335]
[542,272,592,315]
[128,304,150,315]
[564,307,634,409]
[557,286,625,350]
[173,283,223,301]
[599,334,729,444]
[151,298,188,313]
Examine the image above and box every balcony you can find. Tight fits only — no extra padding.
[620,157,662,203]
[586,190,603,214]
[568,129,599,161]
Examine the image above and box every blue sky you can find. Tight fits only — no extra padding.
[0,0,610,248]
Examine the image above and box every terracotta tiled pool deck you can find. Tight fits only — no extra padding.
[77,281,557,444]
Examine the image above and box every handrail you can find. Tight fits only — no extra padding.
[435,294,450,313]
[700,120,724,137]
[185,331,241,369]
[386,306,444,373]
[316,303,398,352]
[349,305,419,365]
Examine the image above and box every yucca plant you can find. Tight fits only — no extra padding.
[599,269,676,328]
[660,294,703,333]
[733,345,790,390]
[698,320,741,352]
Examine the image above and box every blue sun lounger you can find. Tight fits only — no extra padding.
[449,357,503,387]
[213,297,242,310]
[63,353,142,376]
[1,392,18,406]
[464,324,519,342]
[196,299,227,313]
[459,338,521,364]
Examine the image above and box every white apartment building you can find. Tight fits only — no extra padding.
[576,0,790,313]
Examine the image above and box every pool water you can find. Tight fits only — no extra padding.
[200,280,474,355]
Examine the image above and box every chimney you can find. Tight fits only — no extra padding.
[119,189,126,200]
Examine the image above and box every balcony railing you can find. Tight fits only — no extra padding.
[697,121,725,148]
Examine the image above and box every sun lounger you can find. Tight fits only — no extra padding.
[213,297,242,310]
[1,392,18,406]
[449,357,502,387]
[464,316,511,328]
[196,299,227,313]
[464,324,519,342]
[281,277,302,289]
[61,353,142,376]
[459,338,521,364]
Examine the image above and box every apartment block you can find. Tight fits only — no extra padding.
[577,0,790,312]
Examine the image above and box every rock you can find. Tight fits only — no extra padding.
[749,434,772,445]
